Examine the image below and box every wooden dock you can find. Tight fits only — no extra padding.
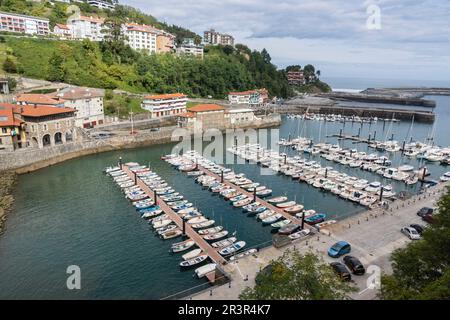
[121,165,228,270]
[195,164,310,229]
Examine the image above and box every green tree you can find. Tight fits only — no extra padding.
[46,52,66,82]
[2,56,17,73]
[240,251,357,300]
[380,187,450,300]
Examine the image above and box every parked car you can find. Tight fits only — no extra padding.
[417,207,433,217]
[422,214,435,224]
[401,226,421,240]
[150,127,160,132]
[409,224,425,235]
[343,256,366,275]
[328,241,351,258]
[330,262,351,281]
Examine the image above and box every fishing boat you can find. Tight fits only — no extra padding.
[284,204,304,214]
[182,248,202,260]
[219,241,246,256]
[141,209,163,219]
[211,237,237,248]
[256,189,272,197]
[191,220,215,229]
[203,230,229,241]
[315,220,337,229]
[161,229,182,240]
[276,201,296,208]
[440,172,450,182]
[257,210,276,221]
[267,196,288,204]
[229,249,258,261]
[278,224,301,235]
[288,229,311,240]
[152,219,173,229]
[171,203,193,211]
[197,226,223,235]
[138,205,161,214]
[229,194,247,202]
[262,213,283,225]
[180,255,208,268]
[304,213,326,225]
[172,240,195,253]
[271,219,290,229]
[187,216,208,224]
[156,224,178,236]
[233,198,253,208]
[195,263,216,278]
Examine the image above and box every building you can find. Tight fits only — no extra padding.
[228,89,269,105]
[156,32,175,54]
[178,104,226,129]
[53,23,72,39]
[15,94,66,107]
[87,0,117,10]
[176,38,204,58]
[0,104,25,151]
[287,70,305,85]
[203,29,234,46]
[0,78,9,94]
[123,23,158,53]
[54,87,105,128]
[141,93,187,118]
[225,108,257,125]
[0,11,50,35]
[68,15,105,41]
[20,105,77,148]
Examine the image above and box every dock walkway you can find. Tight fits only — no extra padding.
[122,165,227,267]
[195,164,308,228]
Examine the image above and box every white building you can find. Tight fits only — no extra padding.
[228,89,269,105]
[54,87,105,128]
[53,23,72,39]
[123,23,158,53]
[141,93,187,118]
[176,38,203,58]
[87,0,116,10]
[68,15,105,41]
[0,11,50,35]
[225,108,257,125]
[203,29,234,46]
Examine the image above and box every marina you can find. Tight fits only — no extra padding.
[0,95,449,299]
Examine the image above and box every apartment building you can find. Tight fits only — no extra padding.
[123,23,158,53]
[0,11,50,35]
[228,89,269,105]
[176,38,204,58]
[203,29,234,46]
[87,0,117,10]
[156,31,175,54]
[287,70,305,85]
[141,93,187,118]
[53,23,72,39]
[69,15,105,41]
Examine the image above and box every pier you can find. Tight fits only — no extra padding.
[194,164,308,229]
[121,164,228,275]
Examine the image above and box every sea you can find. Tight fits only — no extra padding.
[0,77,449,299]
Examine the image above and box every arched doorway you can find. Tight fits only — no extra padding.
[55,132,63,144]
[42,134,51,147]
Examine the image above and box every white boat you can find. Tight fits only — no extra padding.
[365,181,381,193]
[267,196,288,204]
[211,237,237,248]
[191,220,215,229]
[440,172,450,182]
[219,241,246,256]
[187,216,208,224]
[161,229,182,239]
[172,240,195,253]
[195,263,216,278]
[152,219,172,229]
[288,229,311,240]
[180,255,208,268]
[398,165,414,172]
[276,201,296,208]
[262,213,283,225]
[182,248,202,260]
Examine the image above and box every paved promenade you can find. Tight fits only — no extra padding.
[188,183,448,300]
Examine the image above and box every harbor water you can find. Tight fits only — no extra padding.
[0,95,449,299]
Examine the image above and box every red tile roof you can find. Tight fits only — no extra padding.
[16,94,65,105]
[178,112,195,118]
[0,105,22,127]
[20,105,76,117]
[55,23,70,30]
[188,104,225,112]
[144,93,186,100]
[229,88,268,96]
[54,87,104,100]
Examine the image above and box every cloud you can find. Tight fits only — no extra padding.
[122,0,450,80]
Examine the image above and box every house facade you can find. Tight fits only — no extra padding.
[53,23,72,39]
[123,23,158,53]
[176,38,204,58]
[0,11,50,35]
[54,87,105,128]
[69,15,105,41]
[203,29,234,46]
[178,104,226,130]
[15,94,66,107]
[228,89,269,106]
[0,104,25,151]
[225,108,257,125]
[141,93,187,118]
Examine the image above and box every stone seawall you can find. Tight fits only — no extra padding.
[0,114,281,173]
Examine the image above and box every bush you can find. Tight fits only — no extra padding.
[3,56,17,73]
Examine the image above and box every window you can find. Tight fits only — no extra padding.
[2,128,7,133]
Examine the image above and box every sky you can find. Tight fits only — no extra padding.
[122,0,450,83]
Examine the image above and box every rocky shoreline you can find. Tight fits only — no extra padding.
[0,171,17,235]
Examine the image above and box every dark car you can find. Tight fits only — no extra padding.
[422,214,435,224]
[343,255,366,275]
[410,224,425,234]
[417,207,433,217]
[330,262,351,281]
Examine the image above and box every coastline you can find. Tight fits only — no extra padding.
[0,171,16,235]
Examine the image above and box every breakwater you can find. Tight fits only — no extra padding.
[272,104,435,123]
[321,92,436,107]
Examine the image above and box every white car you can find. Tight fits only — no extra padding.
[401,227,421,240]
